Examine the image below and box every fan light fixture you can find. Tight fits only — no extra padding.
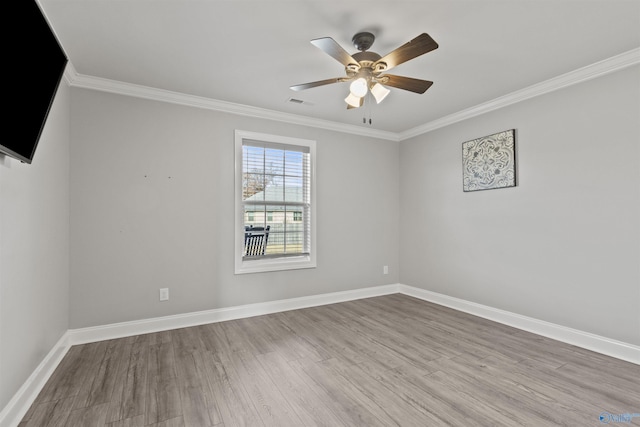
[291,31,438,112]
[349,78,368,97]
[345,78,390,107]
[345,77,371,107]
[370,82,390,103]
[345,92,363,108]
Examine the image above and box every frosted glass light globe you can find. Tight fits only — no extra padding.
[349,78,368,97]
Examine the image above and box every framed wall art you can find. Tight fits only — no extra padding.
[462,129,516,192]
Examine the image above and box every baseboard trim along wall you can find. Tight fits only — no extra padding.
[398,284,640,365]
[0,334,71,427]
[65,284,400,345]
[2,283,639,427]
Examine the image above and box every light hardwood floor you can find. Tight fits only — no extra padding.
[19,294,640,426]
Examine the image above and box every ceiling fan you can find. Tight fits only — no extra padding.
[290,32,438,109]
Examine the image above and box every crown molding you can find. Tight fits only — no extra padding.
[64,48,639,143]
[399,47,640,141]
[63,63,399,142]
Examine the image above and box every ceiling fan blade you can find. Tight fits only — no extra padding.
[290,77,347,91]
[375,33,438,71]
[311,37,359,68]
[379,75,433,94]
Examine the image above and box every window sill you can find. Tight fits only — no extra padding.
[234,255,316,274]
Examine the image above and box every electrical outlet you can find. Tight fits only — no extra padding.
[383,265,389,275]
[159,288,169,301]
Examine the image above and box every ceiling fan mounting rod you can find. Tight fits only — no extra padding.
[352,31,375,51]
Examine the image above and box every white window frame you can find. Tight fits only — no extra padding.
[234,130,316,274]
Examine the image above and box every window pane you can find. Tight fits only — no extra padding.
[263,180,284,202]
[285,230,304,254]
[243,145,265,201]
[244,204,308,256]
[284,176,303,202]
[264,148,284,176]
[286,207,304,255]
[243,173,265,200]
[244,144,309,205]
[264,204,283,255]
[284,151,303,177]
[243,145,264,174]
[244,205,265,228]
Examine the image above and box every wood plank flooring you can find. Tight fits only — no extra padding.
[19,294,640,426]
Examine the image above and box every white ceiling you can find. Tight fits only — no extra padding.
[40,0,640,136]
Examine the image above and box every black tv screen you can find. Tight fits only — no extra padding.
[2,0,67,164]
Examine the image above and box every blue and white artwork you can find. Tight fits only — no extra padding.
[462,129,516,192]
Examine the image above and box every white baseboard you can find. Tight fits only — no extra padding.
[67,284,401,345]
[0,333,71,427]
[4,282,639,427]
[399,284,640,365]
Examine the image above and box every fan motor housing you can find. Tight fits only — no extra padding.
[352,51,381,63]
[348,51,386,76]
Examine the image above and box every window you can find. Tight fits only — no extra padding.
[235,130,316,274]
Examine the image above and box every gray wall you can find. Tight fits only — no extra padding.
[2,61,638,415]
[69,89,400,328]
[399,65,640,345]
[0,82,70,410]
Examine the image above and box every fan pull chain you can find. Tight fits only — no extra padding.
[363,92,373,125]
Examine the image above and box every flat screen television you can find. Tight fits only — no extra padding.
[2,0,68,164]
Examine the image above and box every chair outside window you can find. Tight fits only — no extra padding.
[244,225,270,257]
